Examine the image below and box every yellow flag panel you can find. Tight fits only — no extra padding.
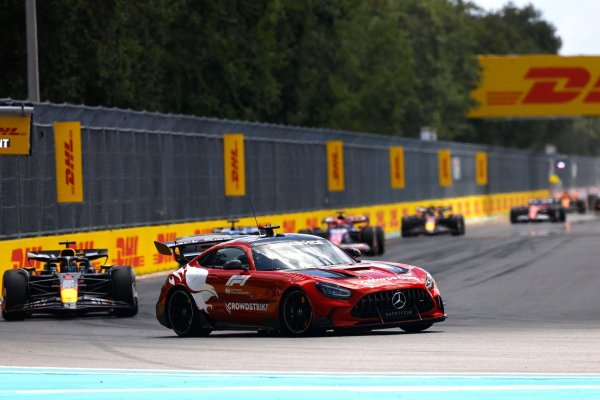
[54,122,84,203]
[476,151,488,185]
[438,149,452,187]
[223,133,246,196]
[327,141,345,192]
[389,146,405,189]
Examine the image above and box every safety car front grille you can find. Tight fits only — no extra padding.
[351,288,435,320]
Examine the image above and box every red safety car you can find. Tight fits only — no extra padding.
[154,226,445,337]
[299,211,385,256]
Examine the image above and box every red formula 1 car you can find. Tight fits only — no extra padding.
[299,211,385,256]
[154,226,445,337]
[510,198,566,223]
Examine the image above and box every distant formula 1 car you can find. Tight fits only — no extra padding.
[212,219,260,235]
[510,199,565,223]
[154,226,445,337]
[587,193,600,211]
[299,211,384,256]
[1,241,138,320]
[555,192,586,214]
[401,206,465,237]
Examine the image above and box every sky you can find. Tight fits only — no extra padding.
[471,0,600,55]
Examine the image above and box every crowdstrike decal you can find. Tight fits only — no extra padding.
[225,302,269,314]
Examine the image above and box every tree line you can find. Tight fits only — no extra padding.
[1,0,598,155]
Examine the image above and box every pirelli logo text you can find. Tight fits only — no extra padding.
[223,133,246,196]
[54,122,84,202]
[470,56,600,118]
[0,116,31,155]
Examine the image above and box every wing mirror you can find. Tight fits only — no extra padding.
[224,259,249,271]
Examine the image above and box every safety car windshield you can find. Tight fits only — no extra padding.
[252,240,354,271]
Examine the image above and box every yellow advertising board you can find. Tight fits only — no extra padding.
[54,122,84,203]
[327,141,345,191]
[0,189,549,280]
[223,133,246,196]
[389,146,405,189]
[476,151,488,185]
[0,116,31,155]
[470,55,600,118]
[438,149,452,187]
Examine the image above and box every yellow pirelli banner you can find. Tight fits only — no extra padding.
[327,140,345,192]
[0,116,31,155]
[223,133,246,196]
[470,55,600,118]
[476,151,488,185]
[54,122,84,203]
[438,149,452,187]
[389,146,405,189]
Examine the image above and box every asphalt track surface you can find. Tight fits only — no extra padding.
[1,214,600,374]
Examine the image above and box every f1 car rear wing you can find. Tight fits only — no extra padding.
[154,234,241,265]
[322,215,369,224]
[27,249,109,263]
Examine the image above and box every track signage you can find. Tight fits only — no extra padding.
[438,149,452,187]
[469,55,600,118]
[223,133,246,196]
[389,146,405,189]
[327,141,345,191]
[54,121,84,203]
[0,106,33,156]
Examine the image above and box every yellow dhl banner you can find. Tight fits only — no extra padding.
[223,133,246,196]
[476,151,488,185]
[54,122,84,203]
[438,149,452,187]
[0,189,548,280]
[470,55,600,118]
[327,141,345,191]
[0,116,31,155]
[389,147,405,189]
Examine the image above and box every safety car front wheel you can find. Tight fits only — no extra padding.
[280,289,314,336]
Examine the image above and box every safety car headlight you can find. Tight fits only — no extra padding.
[315,282,352,299]
[425,272,435,290]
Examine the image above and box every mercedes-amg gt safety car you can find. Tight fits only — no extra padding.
[1,241,138,320]
[401,206,465,237]
[298,211,384,256]
[154,226,445,337]
[510,198,566,223]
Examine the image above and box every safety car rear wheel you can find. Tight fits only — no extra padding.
[2,269,28,321]
[110,266,138,317]
[399,321,433,333]
[280,289,314,336]
[167,289,212,337]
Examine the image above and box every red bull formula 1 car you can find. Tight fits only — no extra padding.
[1,241,138,320]
[299,211,385,256]
[154,226,445,337]
[401,206,465,237]
[510,198,566,223]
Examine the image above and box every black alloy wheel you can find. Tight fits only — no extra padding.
[167,289,211,337]
[281,289,314,336]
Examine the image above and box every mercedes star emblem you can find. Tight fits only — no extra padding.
[391,291,406,310]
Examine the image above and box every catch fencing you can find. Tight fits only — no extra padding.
[1,102,599,239]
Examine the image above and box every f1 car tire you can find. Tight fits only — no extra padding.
[2,269,28,321]
[167,289,212,337]
[399,321,433,333]
[360,226,378,256]
[401,216,415,237]
[451,215,466,236]
[576,200,586,214]
[551,208,566,223]
[280,289,314,336]
[375,226,385,255]
[510,209,518,224]
[110,266,138,318]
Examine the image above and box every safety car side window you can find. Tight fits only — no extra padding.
[197,251,217,268]
[213,247,249,269]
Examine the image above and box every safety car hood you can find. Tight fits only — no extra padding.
[293,261,423,288]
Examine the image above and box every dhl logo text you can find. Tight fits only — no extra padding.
[0,127,26,136]
[230,142,239,188]
[113,236,145,267]
[64,132,76,194]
